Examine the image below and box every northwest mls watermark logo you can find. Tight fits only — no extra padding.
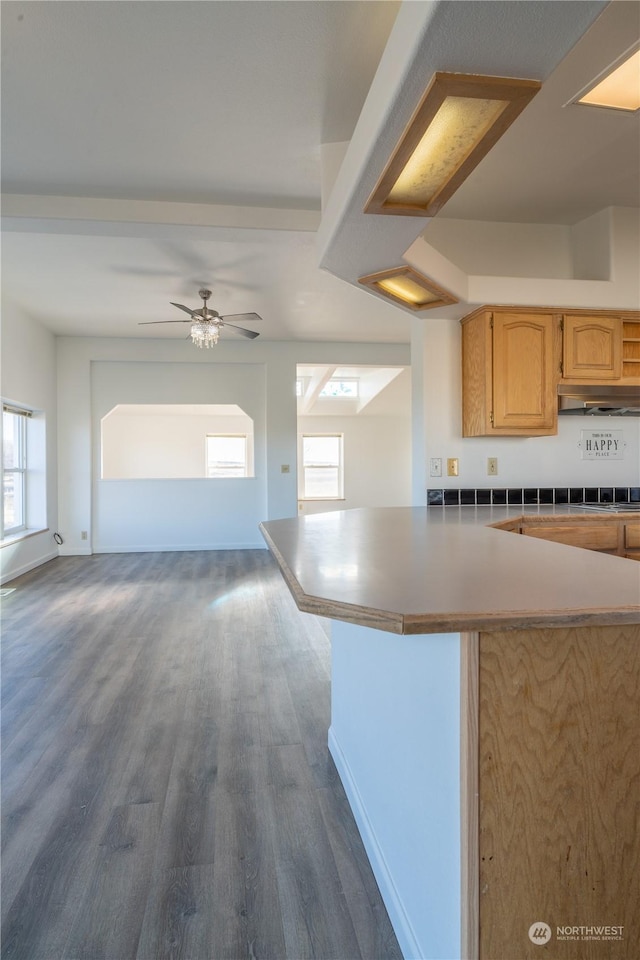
[528,921,624,945]
[528,922,552,945]
[556,925,624,942]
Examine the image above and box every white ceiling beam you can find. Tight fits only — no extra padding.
[1,194,320,234]
[299,366,337,415]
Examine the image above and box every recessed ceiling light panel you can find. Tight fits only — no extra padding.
[575,47,640,113]
[364,72,541,218]
[358,266,458,311]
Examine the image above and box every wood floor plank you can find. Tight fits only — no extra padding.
[1,550,401,960]
[148,716,219,871]
[209,785,288,960]
[1,834,96,959]
[62,802,162,960]
[316,777,405,960]
[136,863,217,960]
[267,743,363,960]
[0,677,48,747]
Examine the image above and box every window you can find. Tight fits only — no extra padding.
[300,434,343,499]
[206,435,248,478]
[319,379,359,398]
[2,405,30,536]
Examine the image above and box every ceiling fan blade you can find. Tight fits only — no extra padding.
[138,319,192,325]
[219,312,262,324]
[170,301,198,317]
[220,322,260,339]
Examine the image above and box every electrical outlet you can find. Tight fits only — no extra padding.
[429,458,442,477]
[447,458,459,477]
[487,457,498,476]
[281,464,290,474]
[81,531,88,540]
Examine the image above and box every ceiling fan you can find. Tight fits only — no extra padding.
[139,288,261,348]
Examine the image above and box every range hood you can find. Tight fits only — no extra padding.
[558,383,640,417]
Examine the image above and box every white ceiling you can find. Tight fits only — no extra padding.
[1,0,399,207]
[1,0,639,343]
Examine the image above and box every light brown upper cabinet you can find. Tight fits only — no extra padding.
[462,309,559,436]
[622,318,640,383]
[462,306,640,437]
[561,314,622,380]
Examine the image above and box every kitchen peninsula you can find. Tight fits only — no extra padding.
[260,507,640,960]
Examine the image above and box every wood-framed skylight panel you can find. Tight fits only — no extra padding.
[358,265,458,311]
[364,72,541,218]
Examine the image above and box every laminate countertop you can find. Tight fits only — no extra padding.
[259,506,640,634]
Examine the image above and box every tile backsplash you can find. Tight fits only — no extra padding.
[427,486,640,506]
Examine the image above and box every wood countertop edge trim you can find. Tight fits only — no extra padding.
[401,607,640,634]
[258,522,308,607]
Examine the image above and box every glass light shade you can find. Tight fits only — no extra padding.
[364,73,540,217]
[577,49,640,112]
[358,266,457,311]
[375,275,440,307]
[191,320,220,348]
[387,96,508,206]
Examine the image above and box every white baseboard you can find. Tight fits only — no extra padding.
[93,541,267,553]
[328,727,422,960]
[0,549,58,584]
[58,545,93,557]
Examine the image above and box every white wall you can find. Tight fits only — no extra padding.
[101,409,254,479]
[407,206,640,312]
[415,317,640,493]
[329,621,462,960]
[0,300,58,582]
[298,414,411,516]
[424,219,574,279]
[56,337,410,555]
[91,360,266,552]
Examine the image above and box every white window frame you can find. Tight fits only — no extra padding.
[299,433,344,501]
[2,405,30,538]
[206,434,250,478]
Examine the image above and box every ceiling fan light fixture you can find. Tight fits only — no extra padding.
[358,265,458,311]
[190,320,220,348]
[364,72,541,217]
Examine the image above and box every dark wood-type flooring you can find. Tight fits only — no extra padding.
[1,550,402,960]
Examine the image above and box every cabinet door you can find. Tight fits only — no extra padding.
[624,521,640,560]
[563,315,622,380]
[492,313,557,430]
[625,522,640,549]
[522,522,619,552]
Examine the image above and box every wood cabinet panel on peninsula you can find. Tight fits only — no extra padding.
[461,309,559,436]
